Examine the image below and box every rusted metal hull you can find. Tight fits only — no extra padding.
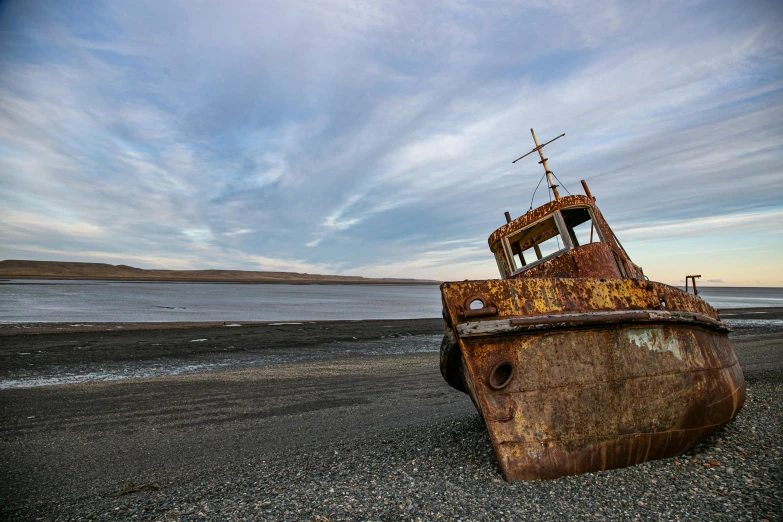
[440,278,745,481]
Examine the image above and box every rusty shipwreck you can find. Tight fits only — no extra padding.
[439,129,745,481]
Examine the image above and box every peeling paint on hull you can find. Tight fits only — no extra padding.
[627,327,683,360]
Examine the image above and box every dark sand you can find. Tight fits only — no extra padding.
[0,319,444,377]
[1,311,781,520]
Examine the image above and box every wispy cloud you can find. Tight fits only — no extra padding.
[0,0,781,285]
[614,209,783,241]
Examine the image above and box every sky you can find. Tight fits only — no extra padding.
[1,0,781,287]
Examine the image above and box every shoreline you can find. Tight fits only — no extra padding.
[0,319,445,389]
[2,309,781,391]
[1,309,780,386]
[1,305,781,335]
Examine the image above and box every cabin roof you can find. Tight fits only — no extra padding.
[487,194,595,248]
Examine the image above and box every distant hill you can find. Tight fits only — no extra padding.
[0,260,440,285]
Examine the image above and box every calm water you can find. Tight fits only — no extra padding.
[687,286,783,310]
[1,280,781,323]
[0,280,443,322]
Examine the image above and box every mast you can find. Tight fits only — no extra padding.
[512,128,565,200]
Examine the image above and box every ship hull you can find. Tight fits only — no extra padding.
[440,278,745,481]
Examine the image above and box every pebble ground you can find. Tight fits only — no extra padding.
[78,382,783,521]
[13,369,781,521]
[2,320,780,521]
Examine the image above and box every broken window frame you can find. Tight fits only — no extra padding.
[559,205,605,248]
[501,205,604,276]
[494,249,510,279]
[502,212,572,275]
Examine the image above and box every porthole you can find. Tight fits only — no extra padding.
[488,360,514,390]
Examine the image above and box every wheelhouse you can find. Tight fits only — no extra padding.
[488,193,644,281]
[501,204,603,274]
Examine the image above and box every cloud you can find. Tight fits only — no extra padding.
[223,229,253,237]
[0,0,781,285]
[0,210,108,239]
[322,194,365,231]
[614,208,783,241]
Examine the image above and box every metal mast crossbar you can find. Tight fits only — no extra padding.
[512,129,565,200]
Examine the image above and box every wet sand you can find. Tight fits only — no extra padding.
[0,319,444,383]
[1,311,781,520]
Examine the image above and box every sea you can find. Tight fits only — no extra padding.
[1,280,782,323]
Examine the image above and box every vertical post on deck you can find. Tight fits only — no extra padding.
[685,275,701,295]
[531,128,560,200]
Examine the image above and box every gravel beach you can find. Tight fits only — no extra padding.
[1,311,781,521]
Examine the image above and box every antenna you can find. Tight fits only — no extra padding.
[512,128,565,200]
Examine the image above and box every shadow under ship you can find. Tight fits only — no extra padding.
[439,129,745,481]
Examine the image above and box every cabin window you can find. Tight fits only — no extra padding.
[560,207,602,247]
[504,215,569,273]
